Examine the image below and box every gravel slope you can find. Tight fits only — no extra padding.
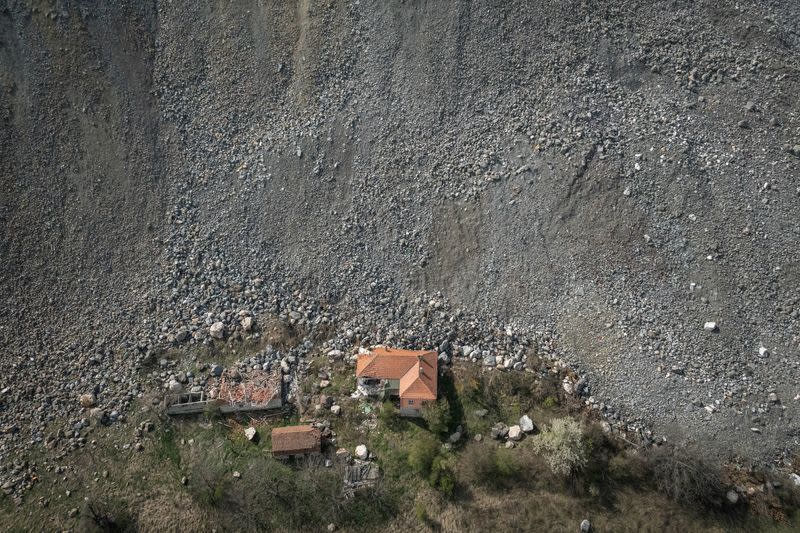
[1,0,799,484]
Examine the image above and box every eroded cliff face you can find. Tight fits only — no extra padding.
[1,0,799,463]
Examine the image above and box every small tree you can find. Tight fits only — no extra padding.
[421,398,452,435]
[428,455,456,498]
[530,417,588,477]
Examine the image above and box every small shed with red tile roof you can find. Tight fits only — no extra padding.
[271,425,322,457]
[355,347,437,415]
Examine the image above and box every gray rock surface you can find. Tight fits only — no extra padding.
[519,415,535,433]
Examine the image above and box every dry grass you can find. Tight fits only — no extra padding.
[3,354,798,533]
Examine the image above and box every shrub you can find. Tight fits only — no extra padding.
[408,433,440,477]
[530,417,588,477]
[378,401,401,430]
[421,398,452,435]
[644,446,726,509]
[542,396,558,409]
[429,455,457,498]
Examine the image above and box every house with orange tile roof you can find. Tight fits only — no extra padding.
[355,346,438,416]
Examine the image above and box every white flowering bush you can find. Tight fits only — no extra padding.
[530,417,588,476]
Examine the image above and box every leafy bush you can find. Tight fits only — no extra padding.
[429,455,457,498]
[644,446,726,509]
[408,433,440,477]
[421,398,452,435]
[530,417,588,477]
[542,396,558,408]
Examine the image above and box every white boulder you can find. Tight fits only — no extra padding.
[508,425,523,441]
[355,444,369,460]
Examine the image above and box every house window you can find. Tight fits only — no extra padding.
[408,399,414,405]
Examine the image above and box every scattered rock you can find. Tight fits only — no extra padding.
[519,414,535,433]
[79,393,96,408]
[703,321,718,332]
[726,490,739,504]
[245,427,258,442]
[490,422,509,440]
[1,481,15,495]
[209,321,225,339]
[580,519,592,533]
[330,405,341,416]
[355,444,369,460]
[508,425,523,441]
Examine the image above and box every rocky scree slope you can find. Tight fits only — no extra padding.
[1,0,799,485]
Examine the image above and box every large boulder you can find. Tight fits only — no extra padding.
[355,444,369,460]
[519,415,535,433]
[209,321,225,339]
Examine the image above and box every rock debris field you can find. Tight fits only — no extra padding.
[1,0,799,499]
